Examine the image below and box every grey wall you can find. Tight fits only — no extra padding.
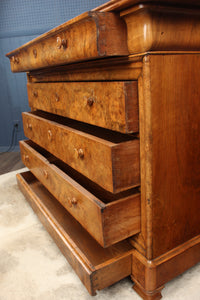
[0,0,107,151]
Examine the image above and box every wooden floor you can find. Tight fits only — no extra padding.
[0,152,24,175]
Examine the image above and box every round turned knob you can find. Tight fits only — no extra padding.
[24,155,29,162]
[47,130,52,141]
[70,197,77,205]
[43,170,48,179]
[33,90,38,97]
[11,56,19,64]
[78,148,84,158]
[33,48,37,58]
[74,148,84,159]
[87,97,94,107]
[55,93,60,102]
[56,36,67,49]
[26,123,32,130]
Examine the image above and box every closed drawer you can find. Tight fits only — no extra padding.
[22,111,140,193]
[6,12,128,72]
[27,81,138,133]
[20,140,140,247]
[17,171,134,295]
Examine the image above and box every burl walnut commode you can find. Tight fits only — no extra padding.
[6,0,200,299]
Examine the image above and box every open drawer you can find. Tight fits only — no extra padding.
[17,171,134,295]
[22,111,140,193]
[20,140,141,247]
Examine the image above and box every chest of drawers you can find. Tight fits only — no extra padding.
[6,0,200,299]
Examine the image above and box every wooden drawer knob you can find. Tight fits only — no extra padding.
[26,123,32,130]
[47,130,52,141]
[43,170,48,179]
[78,148,84,158]
[70,197,77,206]
[33,48,37,58]
[11,56,19,64]
[32,90,38,97]
[23,154,29,162]
[74,148,84,159]
[56,36,67,49]
[55,93,60,102]
[87,97,94,107]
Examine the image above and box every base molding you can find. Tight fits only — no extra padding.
[132,280,163,300]
[131,235,200,299]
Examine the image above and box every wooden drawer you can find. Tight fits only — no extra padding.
[20,140,141,247]
[17,171,134,295]
[27,81,138,133]
[22,111,140,193]
[6,12,128,72]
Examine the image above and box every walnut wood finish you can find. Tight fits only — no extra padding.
[6,1,200,299]
[121,5,200,54]
[149,54,200,258]
[20,140,141,247]
[131,235,200,299]
[22,111,140,193]
[6,12,128,72]
[17,171,134,295]
[27,81,138,133]
[27,56,143,83]
[93,0,200,12]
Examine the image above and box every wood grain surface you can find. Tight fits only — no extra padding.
[93,0,200,12]
[121,4,200,54]
[20,140,141,247]
[22,111,140,193]
[6,12,128,72]
[27,56,143,83]
[149,54,200,258]
[131,235,200,298]
[27,81,138,133]
[17,171,134,295]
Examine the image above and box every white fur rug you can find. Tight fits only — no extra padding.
[0,169,200,300]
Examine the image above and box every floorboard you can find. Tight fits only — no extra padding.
[0,152,24,175]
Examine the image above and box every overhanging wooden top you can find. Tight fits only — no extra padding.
[93,0,200,12]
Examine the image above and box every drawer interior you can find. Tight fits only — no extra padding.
[25,140,140,204]
[29,110,138,143]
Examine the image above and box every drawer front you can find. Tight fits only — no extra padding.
[7,12,128,72]
[27,81,138,133]
[22,112,140,193]
[17,171,134,295]
[20,140,141,247]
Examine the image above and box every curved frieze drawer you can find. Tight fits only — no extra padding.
[22,111,140,193]
[27,81,138,133]
[121,4,200,53]
[20,140,140,247]
[6,12,128,72]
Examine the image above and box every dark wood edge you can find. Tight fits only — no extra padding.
[93,0,200,12]
[120,2,200,17]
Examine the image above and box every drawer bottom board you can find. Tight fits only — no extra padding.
[16,171,134,295]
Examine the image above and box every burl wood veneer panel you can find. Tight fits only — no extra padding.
[20,140,141,247]
[27,81,138,133]
[22,111,140,193]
